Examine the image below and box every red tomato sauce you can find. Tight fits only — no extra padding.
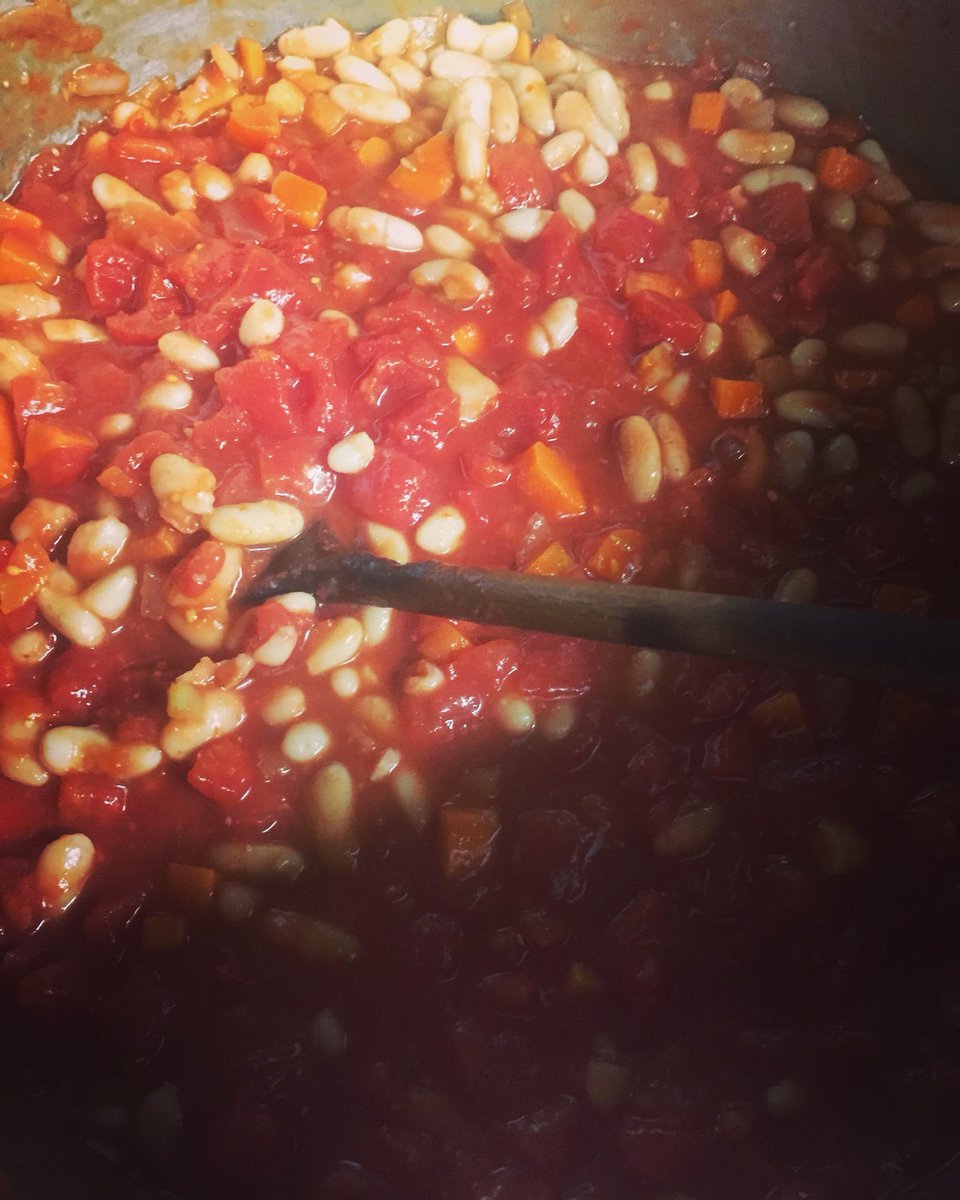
[0,13,959,1200]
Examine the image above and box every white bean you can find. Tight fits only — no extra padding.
[415,506,466,556]
[430,50,497,81]
[528,296,579,356]
[91,173,161,213]
[479,22,519,61]
[203,500,304,546]
[140,377,192,411]
[0,284,60,321]
[239,299,284,348]
[585,68,629,142]
[504,66,554,139]
[651,412,690,482]
[836,322,908,358]
[327,431,375,474]
[906,201,960,246]
[717,129,795,166]
[42,319,106,344]
[83,566,138,621]
[541,130,584,170]
[282,721,332,764]
[494,208,551,240]
[424,224,474,258]
[721,225,773,277]
[307,617,364,675]
[36,833,95,911]
[328,206,424,252]
[775,93,829,130]
[741,165,816,194]
[446,356,499,422]
[575,144,608,187]
[617,415,662,503]
[334,55,398,95]
[625,142,658,194]
[775,390,844,428]
[157,331,220,373]
[330,84,411,125]
[554,90,618,157]
[489,77,520,144]
[557,189,596,233]
[277,19,351,59]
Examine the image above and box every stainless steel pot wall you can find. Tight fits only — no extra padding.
[0,0,958,195]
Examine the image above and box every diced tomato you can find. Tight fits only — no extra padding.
[750,183,813,246]
[404,638,521,745]
[629,290,705,353]
[23,420,98,489]
[792,244,845,309]
[576,297,630,352]
[9,378,74,439]
[106,301,182,345]
[59,775,129,826]
[529,211,599,297]
[168,239,245,305]
[0,784,57,848]
[63,354,134,414]
[167,540,227,601]
[488,141,556,209]
[618,1117,714,1185]
[84,238,147,315]
[590,206,666,293]
[517,634,597,699]
[0,638,16,690]
[213,244,322,316]
[354,332,443,416]
[46,646,113,719]
[461,452,511,487]
[481,240,540,309]
[258,436,336,502]
[99,431,180,496]
[346,448,441,529]
[389,387,460,455]
[216,355,302,439]
[187,737,255,806]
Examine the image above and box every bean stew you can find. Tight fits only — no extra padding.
[0,8,959,1199]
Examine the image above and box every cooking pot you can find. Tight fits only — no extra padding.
[0,1,959,1197]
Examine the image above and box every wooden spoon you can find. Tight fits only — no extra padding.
[246,521,960,694]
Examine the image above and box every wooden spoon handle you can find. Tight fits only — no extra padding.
[251,529,960,694]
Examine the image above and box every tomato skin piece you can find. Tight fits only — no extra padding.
[187,738,255,806]
[488,141,556,210]
[84,239,147,315]
[345,449,441,529]
[629,290,706,353]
